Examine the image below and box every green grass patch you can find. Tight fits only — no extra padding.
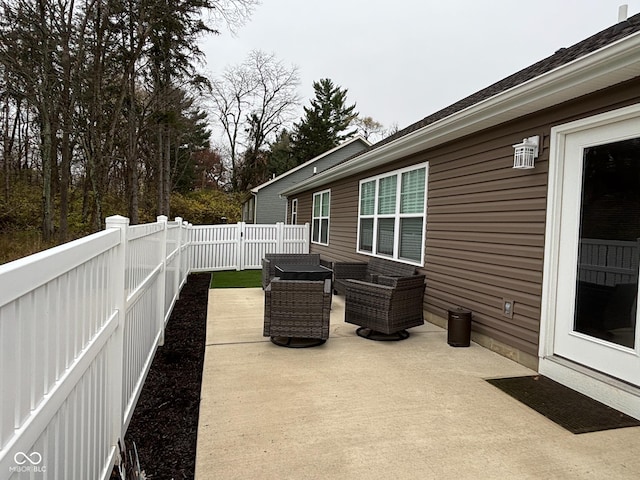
[210,269,262,288]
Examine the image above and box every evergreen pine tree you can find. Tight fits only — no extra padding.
[267,129,296,177]
[291,78,358,164]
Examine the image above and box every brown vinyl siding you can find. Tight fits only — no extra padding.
[424,79,640,357]
[425,127,548,356]
[293,79,640,359]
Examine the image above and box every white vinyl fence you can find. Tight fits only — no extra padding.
[190,222,310,271]
[0,217,304,479]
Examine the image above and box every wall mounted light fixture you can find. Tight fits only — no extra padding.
[512,135,540,169]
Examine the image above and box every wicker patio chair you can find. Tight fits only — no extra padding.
[344,274,426,340]
[263,278,332,347]
[261,253,321,289]
[333,257,417,295]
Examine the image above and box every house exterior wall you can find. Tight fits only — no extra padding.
[294,78,640,363]
[254,140,368,224]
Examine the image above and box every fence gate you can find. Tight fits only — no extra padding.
[190,222,309,272]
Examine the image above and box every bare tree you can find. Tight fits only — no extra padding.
[245,51,301,156]
[383,122,400,139]
[0,0,98,238]
[354,115,384,142]
[208,50,300,191]
[1,69,22,203]
[0,0,62,240]
[0,0,259,244]
[209,64,256,191]
[206,0,257,33]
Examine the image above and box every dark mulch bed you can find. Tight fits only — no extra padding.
[112,273,210,479]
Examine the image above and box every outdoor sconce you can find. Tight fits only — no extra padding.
[512,135,540,169]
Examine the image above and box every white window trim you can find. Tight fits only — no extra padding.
[290,198,298,225]
[312,189,331,245]
[356,162,428,266]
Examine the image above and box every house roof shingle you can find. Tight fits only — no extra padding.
[249,135,370,194]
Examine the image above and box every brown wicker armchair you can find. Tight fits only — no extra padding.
[264,278,332,347]
[344,274,426,340]
[261,253,322,289]
[333,257,417,295]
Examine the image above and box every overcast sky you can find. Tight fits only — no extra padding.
[200,0,640,137]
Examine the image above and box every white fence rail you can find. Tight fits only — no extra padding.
[578,238,640,286]
[190,222,309,272]
[0,229,122,480]
[0,218,308,479]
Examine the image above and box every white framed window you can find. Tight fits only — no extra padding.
[357,163,427,265]
[312,189,330,245]
[290,198,298,224]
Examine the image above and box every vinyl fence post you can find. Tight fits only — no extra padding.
[174,217,183,297]
[276,222,284,253]
[237,222,244,271]
[157,215,168,346]
[185,221,192,276]
[105,215,129,452]
[303,222,310,254]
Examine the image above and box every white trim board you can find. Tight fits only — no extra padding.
[539,102,640,420]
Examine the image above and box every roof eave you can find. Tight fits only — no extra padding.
[250,135,370,193]
[280,31,640,197]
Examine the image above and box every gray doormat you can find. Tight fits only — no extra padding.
[487,375,640,434]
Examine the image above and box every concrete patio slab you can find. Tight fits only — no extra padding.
[196,288,640,479]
